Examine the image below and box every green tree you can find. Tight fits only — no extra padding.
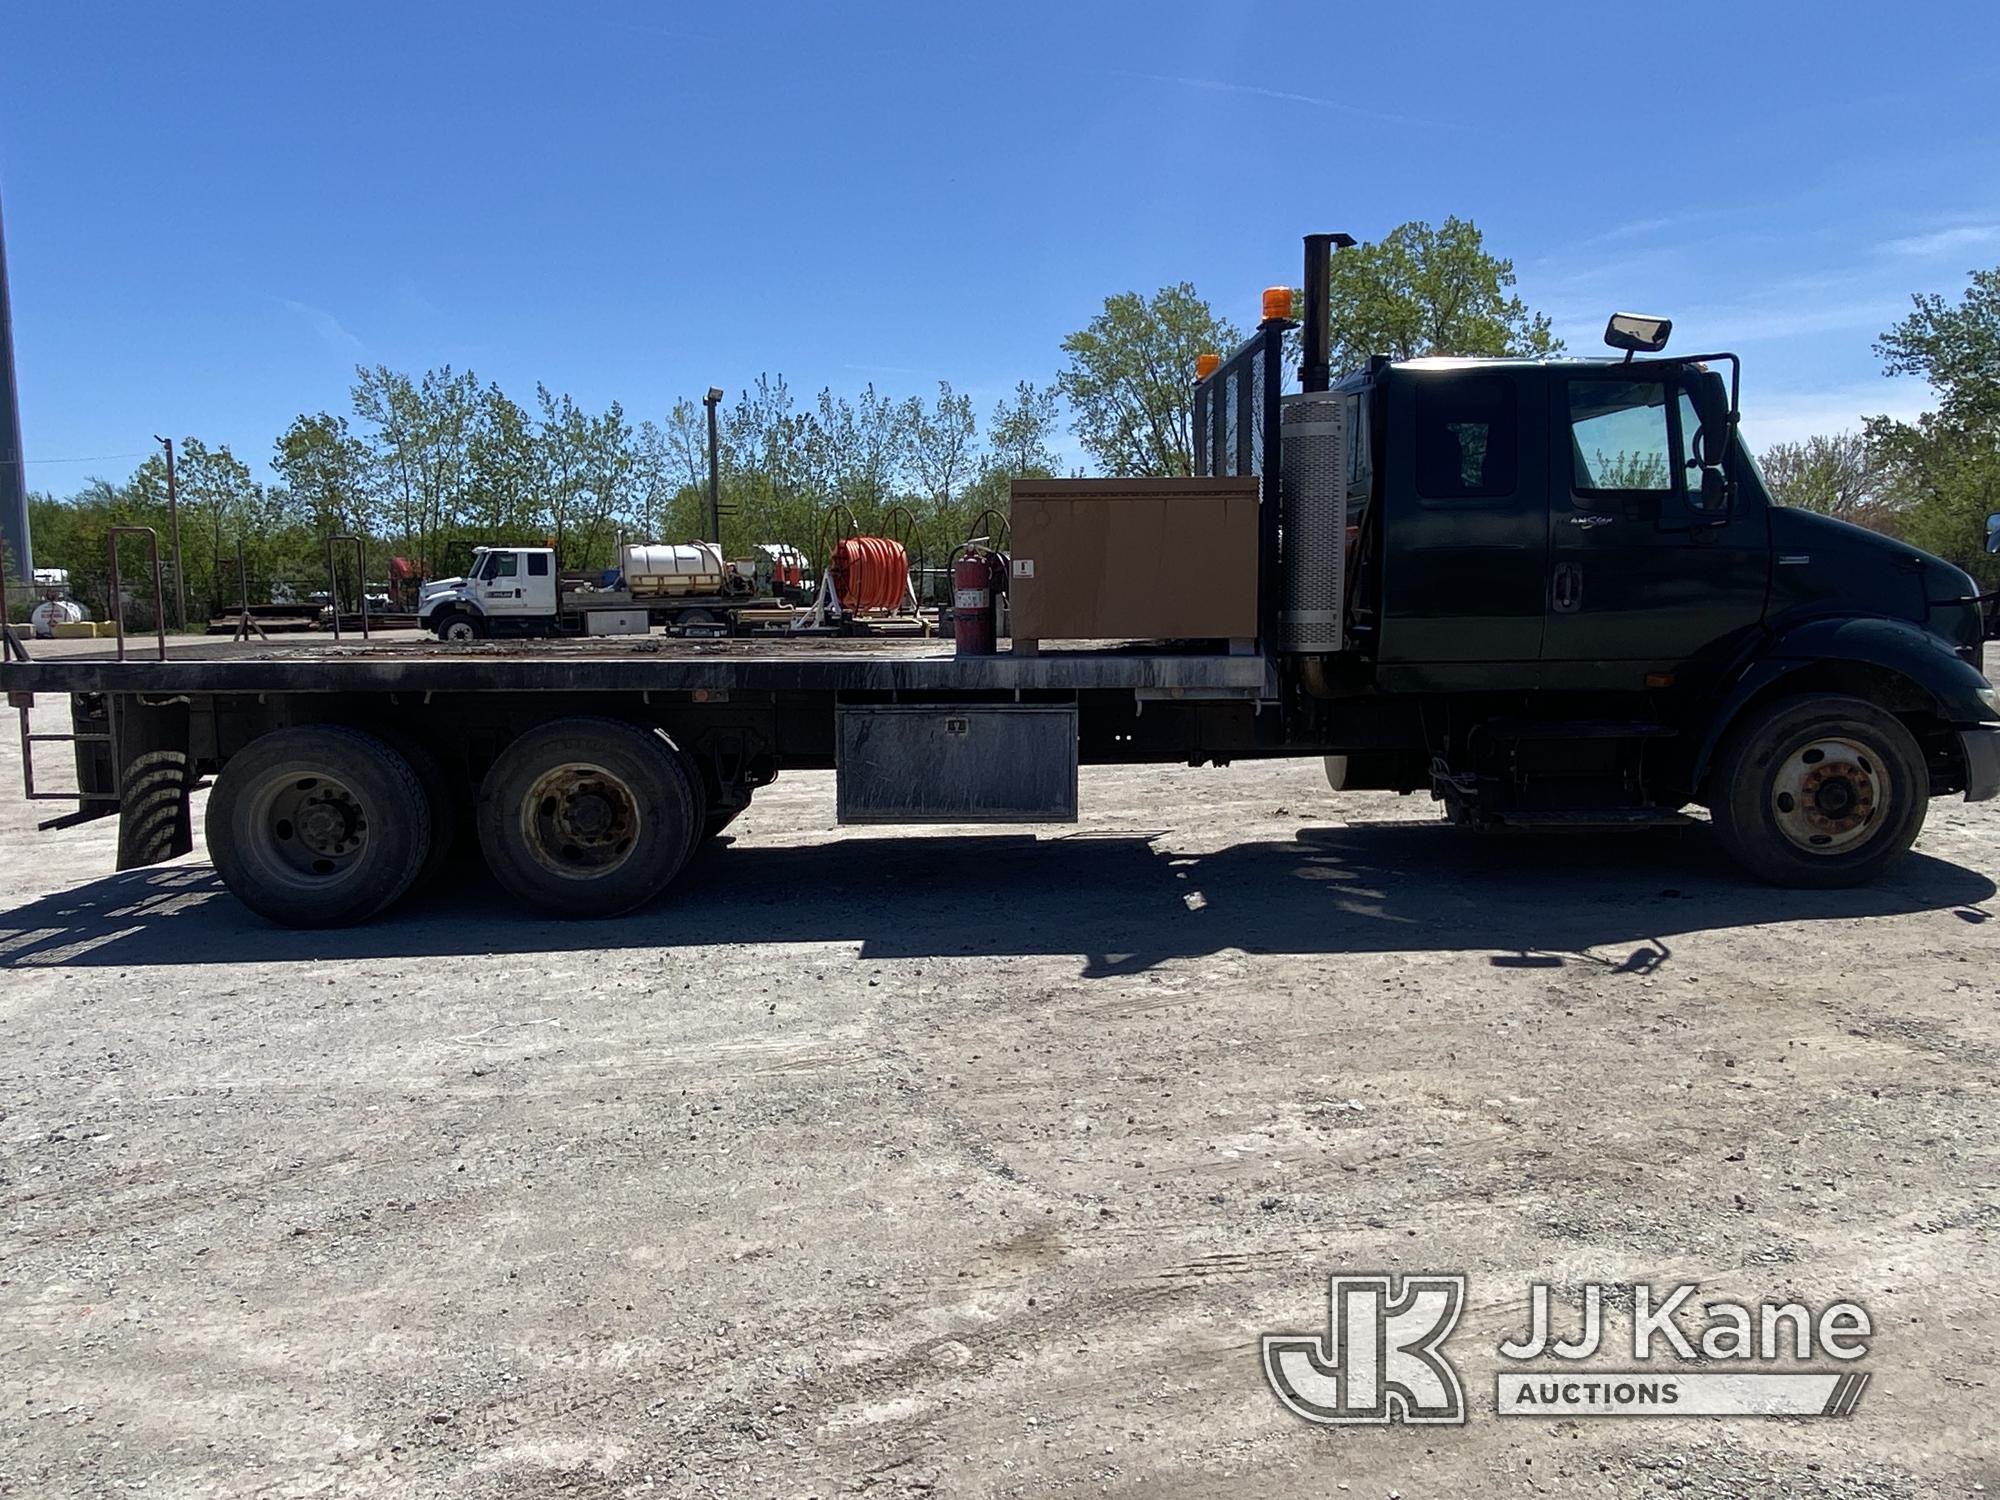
[1310,217,1561,368]
[984,380,1062,479]
[633,403,709,544]
[1059,285,1239,477]
[273,413,371,538]
[1758,433,1893,528]
[722,374,822,559]
[956,381,1064,541]
[127,438,277,619]
[1863,265,2000,578]
[463,383,540,555]
[909,381,978,513]
[809,383,911,521]
[906,381,979,563]
[350,364,480,579]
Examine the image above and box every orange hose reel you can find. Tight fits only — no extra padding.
[828,535,910,613]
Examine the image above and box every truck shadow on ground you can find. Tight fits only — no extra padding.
[0,823,1991,975]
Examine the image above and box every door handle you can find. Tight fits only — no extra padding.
[1553,562,1582,614]
[1568,513,1614,528]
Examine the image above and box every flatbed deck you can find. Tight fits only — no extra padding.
[0,634,1272,697]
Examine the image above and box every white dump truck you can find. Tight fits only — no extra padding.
[417,542,809,640]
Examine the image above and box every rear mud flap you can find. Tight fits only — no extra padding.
[112,697,194,870]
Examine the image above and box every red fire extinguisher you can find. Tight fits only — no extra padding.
[953,547,1002,656]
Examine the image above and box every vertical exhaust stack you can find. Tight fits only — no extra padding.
[1298,232,1353,395]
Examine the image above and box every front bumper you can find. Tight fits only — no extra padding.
[1959,726,2000,802]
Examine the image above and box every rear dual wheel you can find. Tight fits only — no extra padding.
[476,718,705,917]
[206,726,432,927]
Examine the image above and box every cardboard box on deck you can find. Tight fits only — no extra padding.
[1006,477,1259,648]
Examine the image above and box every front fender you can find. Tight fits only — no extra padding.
[420,596,483,625]
[1690,615,1998,788]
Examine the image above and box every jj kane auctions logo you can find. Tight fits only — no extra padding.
[1263,1274,1872,1424]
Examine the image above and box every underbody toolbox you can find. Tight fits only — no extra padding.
[836,704,1078,824]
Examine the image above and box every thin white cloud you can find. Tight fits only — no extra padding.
[283,298,364,355]
[1597,215,1678,241]
[1113,71,1443,129]
[1883,223,2000,258]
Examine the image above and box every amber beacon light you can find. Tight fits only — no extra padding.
[1261,286,1293,322]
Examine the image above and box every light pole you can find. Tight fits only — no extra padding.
[703,387,723,545]
[154,434,187,630]
[0,190,33,586]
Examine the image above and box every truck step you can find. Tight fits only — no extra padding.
[1492,807,1695,830]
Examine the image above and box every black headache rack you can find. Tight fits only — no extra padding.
[1192,314,1288,654]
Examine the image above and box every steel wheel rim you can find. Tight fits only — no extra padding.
[1770,735,1890,855]
[242,771,373,890]
[521,761,642,880]
[444,618,477,641]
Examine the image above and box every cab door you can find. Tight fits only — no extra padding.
[1541,370,1768,691]
[477,550,548,616]
[1376,366,1549,690]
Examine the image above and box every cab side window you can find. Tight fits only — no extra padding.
[1568,380,1672,496]
[493,552,519,578]
[527,552,550,577]
[1415,375,1517,502]
[1344,392,1373,515]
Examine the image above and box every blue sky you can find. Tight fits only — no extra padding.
[3,1,1998,490]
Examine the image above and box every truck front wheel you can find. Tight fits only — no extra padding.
[476,718,701,917]
[435,612,484,642]
[205,726,432,926]
[1709,694,1927,888]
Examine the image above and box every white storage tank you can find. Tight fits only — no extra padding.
[30,598,87,638]
[620,542,725,597]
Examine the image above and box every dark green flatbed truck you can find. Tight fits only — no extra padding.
[4,235,1996,927]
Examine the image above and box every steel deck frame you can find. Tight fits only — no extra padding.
[0,642,1272,699]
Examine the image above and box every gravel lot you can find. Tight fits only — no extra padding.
[0,680,1996,1497]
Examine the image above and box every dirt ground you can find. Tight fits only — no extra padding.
[0,679,1996,1497]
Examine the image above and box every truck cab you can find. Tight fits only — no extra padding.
[1346,354,1986,697]
[1360,355,1769,693]
[1196,267,1997,887]
[419,546,559,640]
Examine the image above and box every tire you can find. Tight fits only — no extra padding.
[476,718,699,918]
[672,742,709,863]
[205,726,431,927]
[374,729,458,897]
[1709,694,1928,888]
[436,612,484,642]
